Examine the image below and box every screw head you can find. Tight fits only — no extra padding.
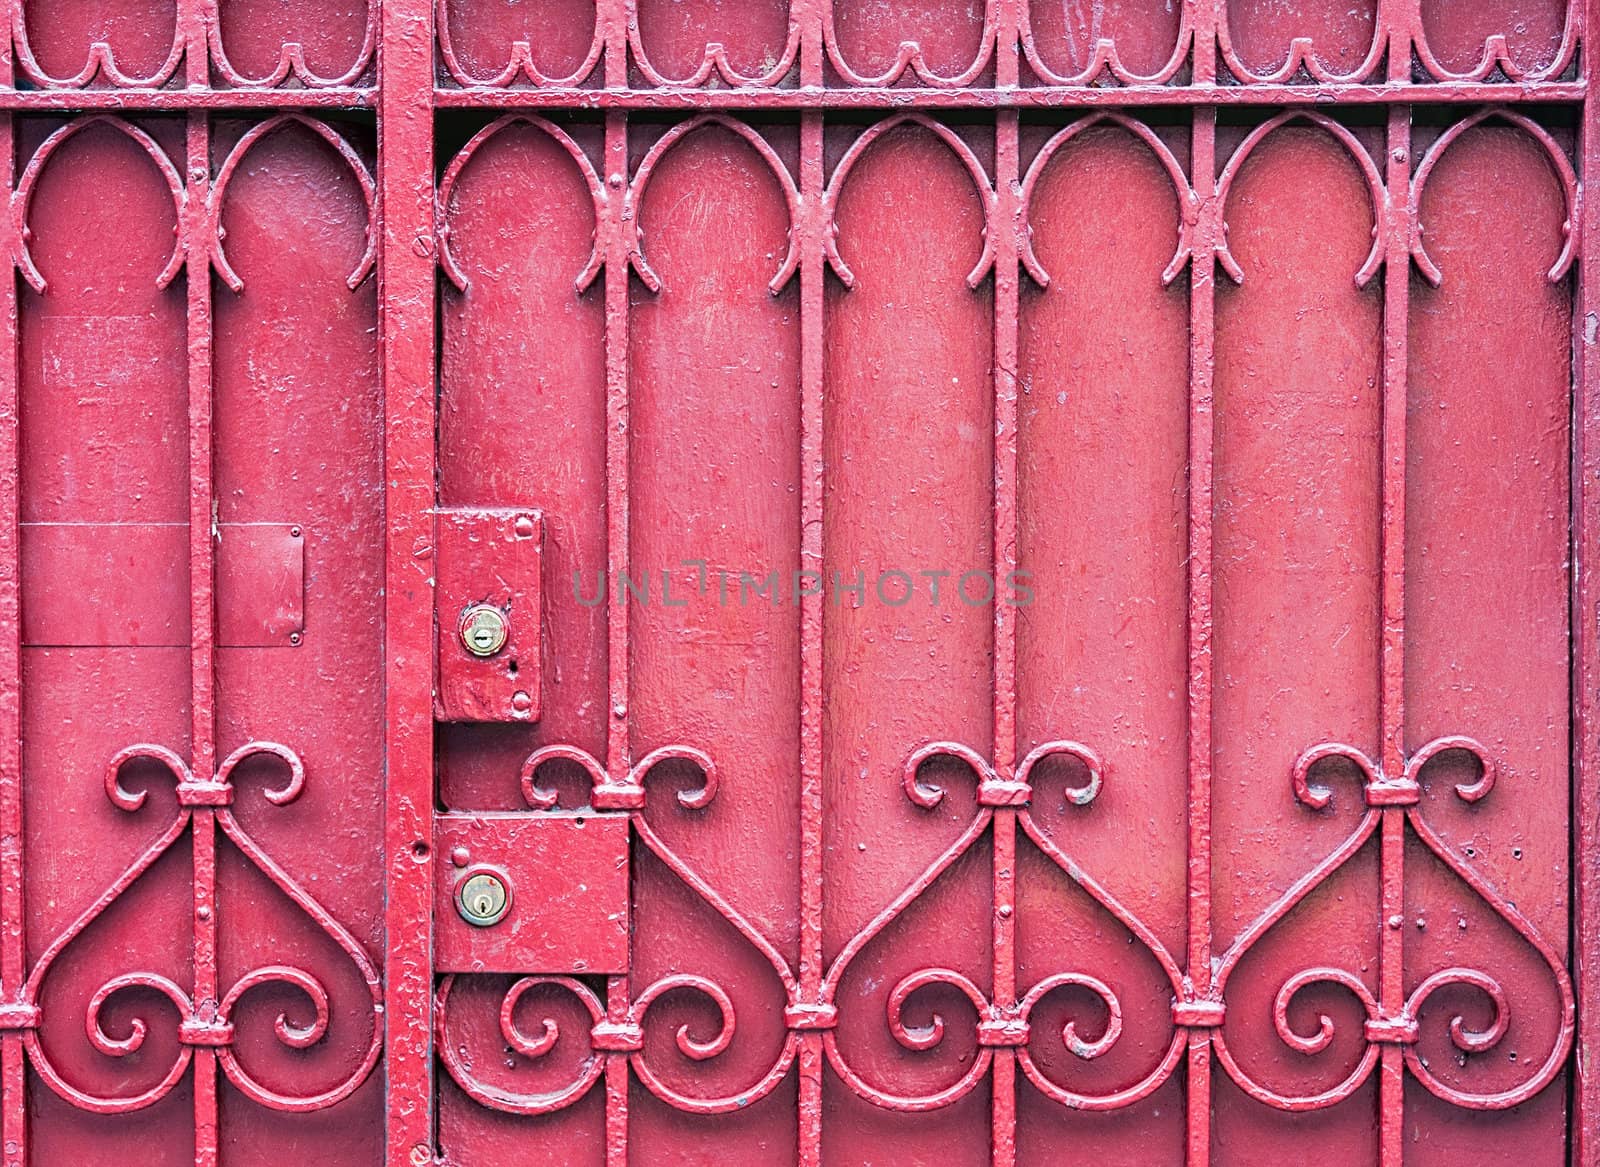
[456,871,510,927]
[460,605,509,658]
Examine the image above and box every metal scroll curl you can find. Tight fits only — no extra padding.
[821,740,1189,1113]
[442,735,1574,1119]
[1212,737,1575,1111]
[445,734,1194,1116]
[18,742,382,1115]
[438,743,800,1116]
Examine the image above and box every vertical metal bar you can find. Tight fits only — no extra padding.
[602,0,628,90]
[1375,10,1420,1161]
[601,119,630,777]
[990,102,1022,1167]
[603,976,631,1167]
[796,0,827,1161]
[182,0,212,778]
[1184,106,1218,1167]
[1184,34,1218,1159]
[989,1,1024,1155]
[1572,3,1600,1162]
[797,0,822,88]
[1378,0,1413,781]
[1195,0,1219,87]
[796,3,827,1150]
[190,814,220,1167]
[600,0,634,1125]
[1375,101,1413,1167]
[0,0,22,1157]
[181,13,219,1163]
[1373,710,1406,1154]
[795,102,827,1167]
[184,76,221,1162]
[995,0,1019,88]
[378,0,438,1159]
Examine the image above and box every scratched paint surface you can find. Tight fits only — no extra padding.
[0,2,1593,1166]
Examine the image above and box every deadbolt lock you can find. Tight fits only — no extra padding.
[435,508,542,722]
[459,605,509,658]
[456,871,510,927]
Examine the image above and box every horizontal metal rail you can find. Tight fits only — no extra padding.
[0,81,1581,112]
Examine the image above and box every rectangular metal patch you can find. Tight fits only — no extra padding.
[20,522,304,648]
[216,523,306,647]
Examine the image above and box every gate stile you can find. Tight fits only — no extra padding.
[0,0,1588,1163]
[1579,7,1600,1162]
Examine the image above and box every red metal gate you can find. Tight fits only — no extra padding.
[0,1,1596,1164]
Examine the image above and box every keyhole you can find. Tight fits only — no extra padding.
[456,871,510,927]
[459,605,509,658]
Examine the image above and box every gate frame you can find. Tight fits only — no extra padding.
[0,0,1585,1164]
[371,1,1600,1163]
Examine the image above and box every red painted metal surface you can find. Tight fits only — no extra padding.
[0,1,1591,1165]
[433,507,543,723]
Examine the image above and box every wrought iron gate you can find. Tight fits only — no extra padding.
[0,1,1596,1164]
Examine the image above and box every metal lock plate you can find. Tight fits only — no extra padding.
[434,813,629,974]
[434,508,542,722]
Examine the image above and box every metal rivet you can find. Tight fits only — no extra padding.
[457,872,510,927]
[451,846,471,868]
[460,605,509,657]
[511,690,533,714]
[288,632,302,646]
[513,515,536,539]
